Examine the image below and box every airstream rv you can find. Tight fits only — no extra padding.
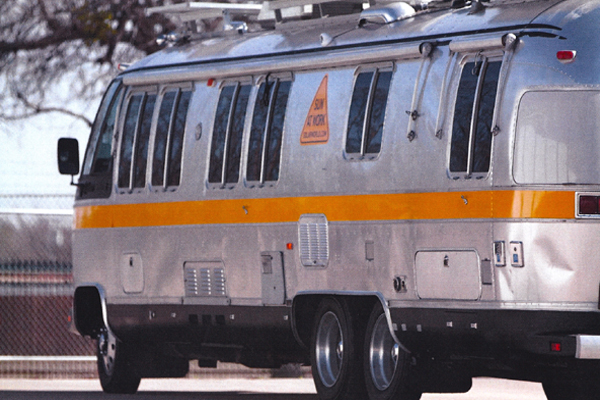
[58,0,600,398]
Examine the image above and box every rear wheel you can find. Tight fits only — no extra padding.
[97,327,141,394]
[311,298,366,400]
[364,303,421,400]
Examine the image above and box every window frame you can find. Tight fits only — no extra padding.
[81,79,123,177]
[151,83,194,192]
[116,85,158,194]
[245,72,293,188]
[344,63,394,162]
[207,79,253,189]
[447,52,503,180]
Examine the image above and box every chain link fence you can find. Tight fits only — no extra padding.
[0,194,96,378]
[0,194,309,380]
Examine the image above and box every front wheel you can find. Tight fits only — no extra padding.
[364,303,421,400]
[97,327,141,394]
[311,298,366,400]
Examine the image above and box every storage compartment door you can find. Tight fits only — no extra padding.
[415,250,481,300]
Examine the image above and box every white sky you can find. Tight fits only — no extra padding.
[1,104,97,196]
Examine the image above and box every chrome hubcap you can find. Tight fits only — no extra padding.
[98,328,117,375]
[315,311,343,388]
[369,314,399,391]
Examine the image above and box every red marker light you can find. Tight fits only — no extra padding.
[550,342,561,352]
[557,50,576,64]
[286,243,293,250]
[207,78,215,87]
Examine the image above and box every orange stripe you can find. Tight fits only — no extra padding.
[74,190,576,229]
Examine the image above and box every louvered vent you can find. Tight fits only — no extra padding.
[184,262,226,297]
[184,267,199,296]
[299,214,329,267]
[213,268,226,296]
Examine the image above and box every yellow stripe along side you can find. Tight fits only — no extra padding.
[74,190,577,230]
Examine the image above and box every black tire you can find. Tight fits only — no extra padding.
[310,298,367,400]
[364,302,421,400]
[97,327,141,394]
[543,378,600,400]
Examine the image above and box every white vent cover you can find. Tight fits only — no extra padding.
[299,214,329,267]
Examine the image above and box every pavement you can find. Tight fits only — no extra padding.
[0,377,548,399]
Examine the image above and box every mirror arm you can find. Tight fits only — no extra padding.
[69,175,86,188]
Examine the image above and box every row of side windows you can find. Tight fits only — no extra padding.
[80,53,503,198]
[117,87,192,192]
[344,56,501,176]
[208,76,291,188]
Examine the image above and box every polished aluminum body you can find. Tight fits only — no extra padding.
[71,0,600,381]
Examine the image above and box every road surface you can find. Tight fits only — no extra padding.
[0,377,548,400]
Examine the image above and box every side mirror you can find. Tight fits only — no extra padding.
[57,138,80,176]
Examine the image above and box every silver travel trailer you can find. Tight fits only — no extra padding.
[57,0,600,398]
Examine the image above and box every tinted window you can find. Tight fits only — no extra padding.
[133,94,156,188]
[366,71,392,154]
[151,89,191,188]
[247,83,270,182]
[209,85,235,183]
[346,72,372,154]
[152,91,177,187]
[450,63,478,172]
[225,85,250,183]
[167,90,191,186]
[264,81,291,182]
[346,69,391,157]
[82,80,122,175]
[450,59,501,175]
[118,94,143,188]
[247,78,292,183]
[209,84,251,185]
[473,61,500,173]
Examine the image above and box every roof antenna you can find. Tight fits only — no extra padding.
[468,0,485,14]
[222,10,248,34]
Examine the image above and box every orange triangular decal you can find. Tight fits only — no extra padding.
[300,74,329,145]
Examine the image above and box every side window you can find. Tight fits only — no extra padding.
[118,91,157,190]
[152,89,192,189]
[449,58,501,177]
[82,80,123,176]
[247,77,292,184]
[345,68,392,160]
[133,94,156,188]
[208,83,251,186]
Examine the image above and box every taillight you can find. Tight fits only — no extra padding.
[557,50,577,64]
[578,194,600,216]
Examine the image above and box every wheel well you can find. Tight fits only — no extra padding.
[292,294,380,349]
[73,286,105,338]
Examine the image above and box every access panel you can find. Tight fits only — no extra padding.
[415,250,481,300]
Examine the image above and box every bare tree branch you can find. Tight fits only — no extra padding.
[0,0,178,130]
[0,107,93,128]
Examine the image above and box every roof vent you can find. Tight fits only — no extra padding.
[359,2,415,26]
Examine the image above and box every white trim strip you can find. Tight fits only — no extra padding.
[0,208,73,216]
[0,356,95,362]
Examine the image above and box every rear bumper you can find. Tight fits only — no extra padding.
[389,307,600,361]
[575,335,600,359]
